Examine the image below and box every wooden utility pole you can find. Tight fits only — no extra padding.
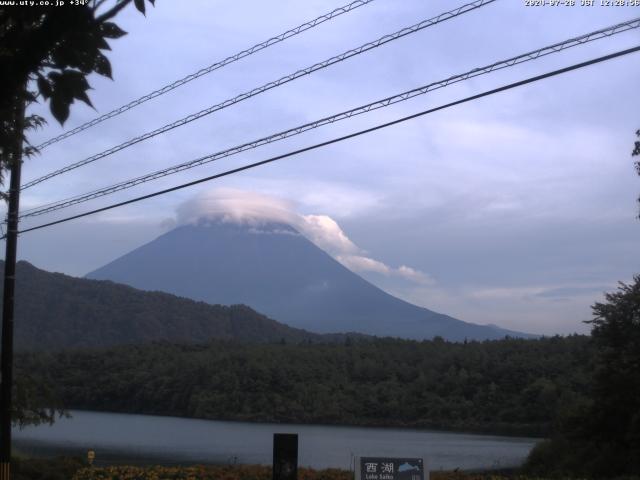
[0,92,25,480]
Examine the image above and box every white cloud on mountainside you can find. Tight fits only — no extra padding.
[177,189,432,284]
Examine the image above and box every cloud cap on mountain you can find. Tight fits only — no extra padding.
[176,188,432,284]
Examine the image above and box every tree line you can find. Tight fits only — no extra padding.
[17,334,593,437]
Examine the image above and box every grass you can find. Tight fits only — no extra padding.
[10,458,640,480]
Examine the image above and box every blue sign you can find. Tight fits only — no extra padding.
[359,457,425,480]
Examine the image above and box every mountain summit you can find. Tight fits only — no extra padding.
[87,220,532,340]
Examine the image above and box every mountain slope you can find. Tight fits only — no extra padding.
[87,221,532,340]
[0,260,328,351]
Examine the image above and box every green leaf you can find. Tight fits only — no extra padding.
[24,114,47,131]
[134,0,145,15]
[51,40,97,74]
[96,36,111,51]
[50,96,70,125]
[75,89,94,108]
[100,22,127,39]
[36,74,52,100]
[55,70,87,96]
[47,70,95,119]
[94,51,112,79]
[64,71,92,103]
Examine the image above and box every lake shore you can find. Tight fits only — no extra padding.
[13,410,539,471]
[63,407,548,439]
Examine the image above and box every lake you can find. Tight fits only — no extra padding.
[14,411,539,471]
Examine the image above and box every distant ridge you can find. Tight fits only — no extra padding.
[0,260,345,351]
[87,220,535,341]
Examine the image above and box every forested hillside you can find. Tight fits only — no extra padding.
[17,335,592,436]
[0,260,343,350]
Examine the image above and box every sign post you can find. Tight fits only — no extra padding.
[272,433,298,480]
[356,457,428,480]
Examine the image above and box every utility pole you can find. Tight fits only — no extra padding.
[0,91,26,480]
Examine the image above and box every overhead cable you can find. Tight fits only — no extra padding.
[19,17,640,219]
[34,0,377,150]
[12,44,640,238]
[21,0,497,190]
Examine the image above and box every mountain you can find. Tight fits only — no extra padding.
[0,260,335,351]
[87,220,533,341]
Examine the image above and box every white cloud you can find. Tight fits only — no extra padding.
[177,189,297,226]
[336,255,435,284]
[298,214,359,255]
[336,254,391,274]
[176,188,433,285]
[397,265,434,284]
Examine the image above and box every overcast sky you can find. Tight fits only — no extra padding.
[6,0,640,335]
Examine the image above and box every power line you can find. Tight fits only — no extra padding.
[19,17,640,219]
[33,0,377,151]
[21,0,496,190]
[12,45,640,238]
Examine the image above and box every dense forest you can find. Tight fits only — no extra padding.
[17,335,592,437]
[0,260,361,350]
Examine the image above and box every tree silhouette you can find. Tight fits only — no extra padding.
[0,0,155,429]
[0,0,155,185]
[526,132,640,477]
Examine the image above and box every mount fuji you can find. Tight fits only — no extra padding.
[86,218,532,341]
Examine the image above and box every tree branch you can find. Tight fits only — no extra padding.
[96,0,133,23]
[92,0,109,12]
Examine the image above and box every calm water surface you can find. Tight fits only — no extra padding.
[14,411,539,470]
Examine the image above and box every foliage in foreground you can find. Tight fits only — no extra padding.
[524,277,640,478]
[11,459,640,480]
[72,465,351,480]
[66,464,584,480]
[12,456,84,480]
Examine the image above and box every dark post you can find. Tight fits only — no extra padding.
[0,93,25,480]
[273,433,298,480]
